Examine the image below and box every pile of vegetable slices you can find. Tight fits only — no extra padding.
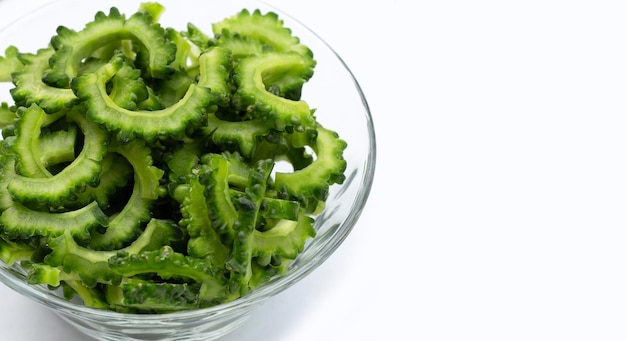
[0,2,346,313]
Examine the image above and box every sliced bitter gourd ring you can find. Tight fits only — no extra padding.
[108,139,164,201]
[197,46,233,107]
[107,247,227,310]
[88,140,165,250]
[211,30,266,60]
[64,153,133,210]
[200,153,238,240]
[7,107,109,207]
[106,62,150,111]
[88,180,153,250]
[10,104,55,178]
[212,9,314,61]
[44,7,176,88]
[179,174,230,264]
[108,246,226,289]
[0,201,108,243]
[233,52,316,132]
[44,219,183,287]
[227,188,300,222]
[9,108,75,177]
[252,212,316,266]
[71,52,215,142]
[257,196,300,221]
[10,48,77,113]
[227,159,274,297]
[203,114,271,159]
[106,278,204,312]
[275,124,348,206]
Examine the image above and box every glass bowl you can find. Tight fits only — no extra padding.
[0,0,376,340]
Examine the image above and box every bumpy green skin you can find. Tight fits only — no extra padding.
[197,47,233,107]
[165,29,192,71]
[1,201,108,243]
[0,102,16,130]
[199,153,238,240]
[108,246,228,309]
[165,139,202,187]
[4,105,69,177]
[71,52,215,142]
[109,139,164,200]
[108,246,225,287]
[28,263,64,286]
[227,159,273,296]
[275,124,347,206]
[106,278,203,312]
[253,212,315,263]
[257,196,300,221]
[203,115,271,158]
[232,52,316,132]
[65,153,133,209]
[213,8,316,108]
[184,23,211,50]
[9,104,54,178]
[212,30,265,60]
[150,69,194,109]
[0,4,348,313]
[43,219,182,287]
[45,7,176,88]
[0,155,105,244]
[179,174,229,263]
[10,48,77,113]
[107,61,150,111]
[7,106,110,207]
[0,46,23,82]
[88,139,164,250]
[212,9,314,61]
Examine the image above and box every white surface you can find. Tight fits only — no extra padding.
[2,0,626,340]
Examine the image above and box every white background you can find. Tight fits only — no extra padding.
[2,0,626,340]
